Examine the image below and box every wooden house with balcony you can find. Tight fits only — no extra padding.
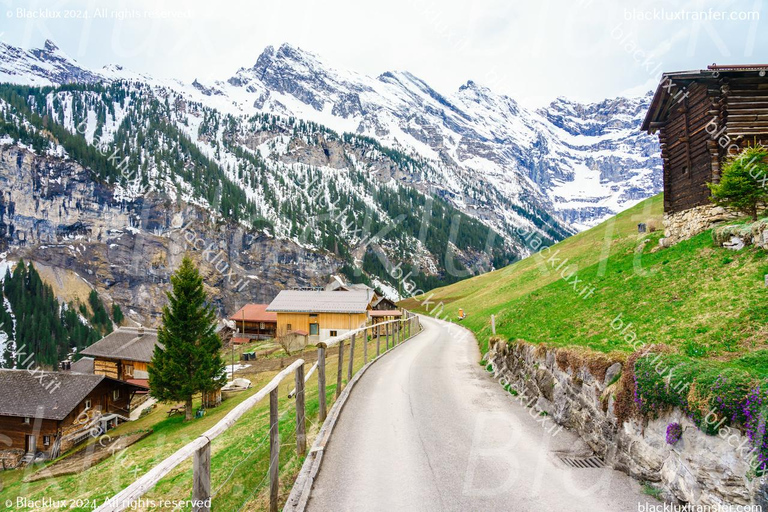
[80,326,159,389]
[0,369,146,467]
[370,296,402,334]
[229,304,278,341]
[642,64,768,221]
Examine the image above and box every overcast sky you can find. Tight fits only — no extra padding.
[1,0,765,106]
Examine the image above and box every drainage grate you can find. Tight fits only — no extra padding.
[558,455,605,469]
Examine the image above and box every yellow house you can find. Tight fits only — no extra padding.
[266,289,374,342]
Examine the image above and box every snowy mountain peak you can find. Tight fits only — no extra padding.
[0,39,661,233]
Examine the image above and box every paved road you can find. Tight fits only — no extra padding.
[307,315,655,512]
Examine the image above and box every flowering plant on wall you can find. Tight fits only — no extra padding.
[666,422,683,445]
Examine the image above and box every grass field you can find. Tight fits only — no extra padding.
[0,331,401,511]
[402,194,768,372]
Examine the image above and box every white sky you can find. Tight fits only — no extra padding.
[1,0,765,106]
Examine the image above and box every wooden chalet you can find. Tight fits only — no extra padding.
[229,304,278,340]
[370,296,402,334]
[80,326,160,388]
[642,64,768,215]
[266,289,375,342]
[0,369,146,467]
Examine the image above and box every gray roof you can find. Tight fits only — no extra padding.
[81,327,161,363]
[0,369,145,420]
[70,357,94,374]
[267,290,372,314]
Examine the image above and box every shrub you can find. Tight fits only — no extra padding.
[708,144,768,221]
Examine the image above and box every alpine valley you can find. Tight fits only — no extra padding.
[0,40,661,363]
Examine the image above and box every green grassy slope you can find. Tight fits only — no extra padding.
[402,194,768,374]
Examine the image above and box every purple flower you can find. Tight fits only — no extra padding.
[666,422,683,445]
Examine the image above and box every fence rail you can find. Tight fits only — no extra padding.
[96,313,421,512]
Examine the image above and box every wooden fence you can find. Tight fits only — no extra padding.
[95,313,421,512]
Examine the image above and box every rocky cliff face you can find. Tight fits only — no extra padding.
[0,145,340,326]
[487,340,768,508]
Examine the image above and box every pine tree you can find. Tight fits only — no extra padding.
[708,145,768,221]
[112,303,124,326]
[149,256,226,421]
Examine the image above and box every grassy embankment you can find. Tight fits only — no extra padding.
[0,332,392,511]
[403,194,768,460]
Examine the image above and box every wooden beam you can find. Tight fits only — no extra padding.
[193,442,211,512]
[347,333,355,383]
[294,364,306,457]
[336,339,344,399]
[317,347,326,422]
[269,388,279,512]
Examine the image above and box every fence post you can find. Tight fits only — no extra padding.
[363,328,368,363]
[385,323,390,350]
[193,441,211,512]
[491,314,496,335]
[376,327,381,356]
[336,339,344,399]
[295,363,306,457]
[269,388,279,512]
[347,333,355,382]
[318,346,327,421]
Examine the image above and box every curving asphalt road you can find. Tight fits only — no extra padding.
[306,315,656,512]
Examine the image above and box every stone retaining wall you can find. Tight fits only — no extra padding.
[487,339,768,508]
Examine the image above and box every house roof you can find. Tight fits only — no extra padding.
[81,327,161,363]
[373,297,398,310]
[70,357,94,374]
[229,304,278,323]
[267,290,373,314]
[0,369,147,420]
[642,64,768,132]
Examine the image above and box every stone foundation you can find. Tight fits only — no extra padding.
[488,339,768,507]
[663,205,740,244]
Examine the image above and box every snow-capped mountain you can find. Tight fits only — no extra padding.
[0,40,660,235]
[216,43,661,230]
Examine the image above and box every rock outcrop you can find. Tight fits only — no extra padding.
[0,145,340,326]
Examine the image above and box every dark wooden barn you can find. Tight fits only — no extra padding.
[642,64,768,215]
[0,370,146,467]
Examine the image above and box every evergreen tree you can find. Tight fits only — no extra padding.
[112,303,124,326]
[149,256,226,421]
[709,145,768,221]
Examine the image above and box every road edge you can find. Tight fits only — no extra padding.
[282,317,425,512]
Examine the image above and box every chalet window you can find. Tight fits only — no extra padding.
[23,417,30,424]
[287,323,292,331]
[124,364,134,378]
[330,330,337,337]
[259,322,265,329]
[43,436,50,446]
[113,389,120,401]
[85,399,92,409]
[309,314,318,318]
[310,323,319,336]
